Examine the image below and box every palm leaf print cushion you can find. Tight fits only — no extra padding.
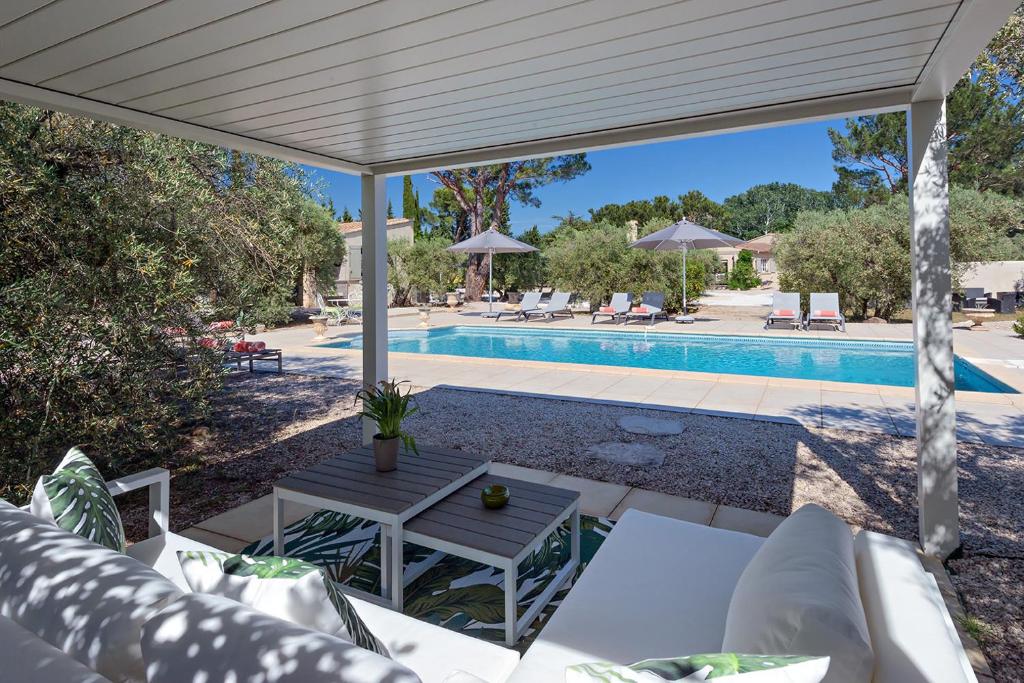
[31,446,126,552]
[566,653,830,682]
[178,550,388,657]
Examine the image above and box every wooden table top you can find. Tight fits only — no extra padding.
[405,474,579,560]
[275,444,489,516]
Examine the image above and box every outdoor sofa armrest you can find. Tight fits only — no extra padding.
[107,467,170,539]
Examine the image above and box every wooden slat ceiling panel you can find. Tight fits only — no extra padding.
[0,0,966,167]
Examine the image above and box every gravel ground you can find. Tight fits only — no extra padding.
[125,372,1024,682]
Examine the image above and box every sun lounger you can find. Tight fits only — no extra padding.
[624,292,668,325]
[542,291,574,320]
[765,292,801,329]
[496,291,541,321]
[805,292,846,331]
[315,292,347,325]
[592,292,632,324]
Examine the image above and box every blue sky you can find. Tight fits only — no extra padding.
[308,118,844,235]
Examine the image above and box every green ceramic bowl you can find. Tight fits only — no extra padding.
[481,484,511,509]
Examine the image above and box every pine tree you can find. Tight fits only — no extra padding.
[402,175,422,238]
[341,206,353,222]
[387,200,394,219]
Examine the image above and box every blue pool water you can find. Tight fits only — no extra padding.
[327,326,1015,393]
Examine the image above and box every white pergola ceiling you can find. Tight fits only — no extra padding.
[0,0,1016,175]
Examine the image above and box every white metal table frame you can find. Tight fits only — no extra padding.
[404,498,581,646]
[273,458,488,611]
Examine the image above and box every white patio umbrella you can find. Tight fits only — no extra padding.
[629,219,741,323]
[447,228,538,317]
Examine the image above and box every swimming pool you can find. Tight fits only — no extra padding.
[327,326,1015,393]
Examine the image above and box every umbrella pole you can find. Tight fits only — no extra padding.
[488,247,494,314]
[682,245,688,314]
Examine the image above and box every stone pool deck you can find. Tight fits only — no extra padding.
[250,306,1024,449]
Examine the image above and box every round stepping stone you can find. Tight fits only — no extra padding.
[586,442,665,466]
[617,415,685,436]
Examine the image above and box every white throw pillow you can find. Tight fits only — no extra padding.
[31,446,125,552]
[142,593,420,683]
[565,653,830,682]
[721,504,873,683]
[178,550,388,656]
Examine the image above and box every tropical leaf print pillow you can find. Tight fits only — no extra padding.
[31,446,126,552]
[565,653,829,682]
[178,550,389,657]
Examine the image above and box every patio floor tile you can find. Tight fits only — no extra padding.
[754,387,822,427]
[548,474,631,517]
[710,505,785,538]
[692,382,765,418]
[195,494,317,542]
[179,526,250,553]
[489,462,558,484]
[610,488,716,524]
[821,390,898,435]
[643,378,714,409]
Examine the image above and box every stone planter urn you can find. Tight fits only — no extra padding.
[446,292,459,309]
[373,434,399,472]
[310,315,329,340]
[418,305,431,328]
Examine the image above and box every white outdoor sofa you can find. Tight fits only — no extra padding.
[0,467,979,683]
[0,468,518,683]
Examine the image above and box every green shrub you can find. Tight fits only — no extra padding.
[0,103,340,502]
[727,250,761,290]
[1014,313,1024,337]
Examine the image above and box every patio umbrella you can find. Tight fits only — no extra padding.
[447,228,538,317]
[629,219,741,322]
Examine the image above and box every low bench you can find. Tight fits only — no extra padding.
[224,348,282,373]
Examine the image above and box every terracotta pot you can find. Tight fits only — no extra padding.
[373,434,399,472]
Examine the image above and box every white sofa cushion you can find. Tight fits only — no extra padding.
[722,504,873,683]
[177,550,388,656]
[125,530,221,590]
[348,593,520,683]
[0,615,113,683]
[507,510,764,683]
[0,500,183,682]
[565,654,830,682]
[853,530,976,683]
[30,447,126,552]
[141,593,421,683]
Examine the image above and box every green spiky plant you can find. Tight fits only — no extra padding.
[354,379,419,454]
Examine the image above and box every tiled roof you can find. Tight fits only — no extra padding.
[337,217,412,234]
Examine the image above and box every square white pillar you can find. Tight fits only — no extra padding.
[361,174,388,444]
[908,100,959,558]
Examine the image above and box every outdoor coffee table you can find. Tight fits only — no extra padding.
[273,444,489,610]
[404,474,580,646]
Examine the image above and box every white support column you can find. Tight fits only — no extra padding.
[361,174,388,444]
[908,100,959,558]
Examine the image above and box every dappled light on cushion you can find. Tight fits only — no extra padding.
[142,593,420,683]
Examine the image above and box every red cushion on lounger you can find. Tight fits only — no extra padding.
[632,306,649,313]
[773,309,795,317]
[233,341,249,352]
[249,341,267,352]
[814,310,838,318]
[600,306,616,313]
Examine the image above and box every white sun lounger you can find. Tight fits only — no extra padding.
[592,292,633,323]
[541,291,574,321]
[765,292,801,329]
[496,291,541,321]
[624,292,668,325]
[805,292,846,331]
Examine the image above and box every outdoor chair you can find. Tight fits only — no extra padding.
[542,291,574,320]
[496,291,541,321]
[963,287,987,309]
[592,292,633,324]
[315,292,347,326]
[624,291,668,325]
[804,292,846,331]
[765,292,801,329]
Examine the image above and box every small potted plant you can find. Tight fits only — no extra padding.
[355,379,419,471]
